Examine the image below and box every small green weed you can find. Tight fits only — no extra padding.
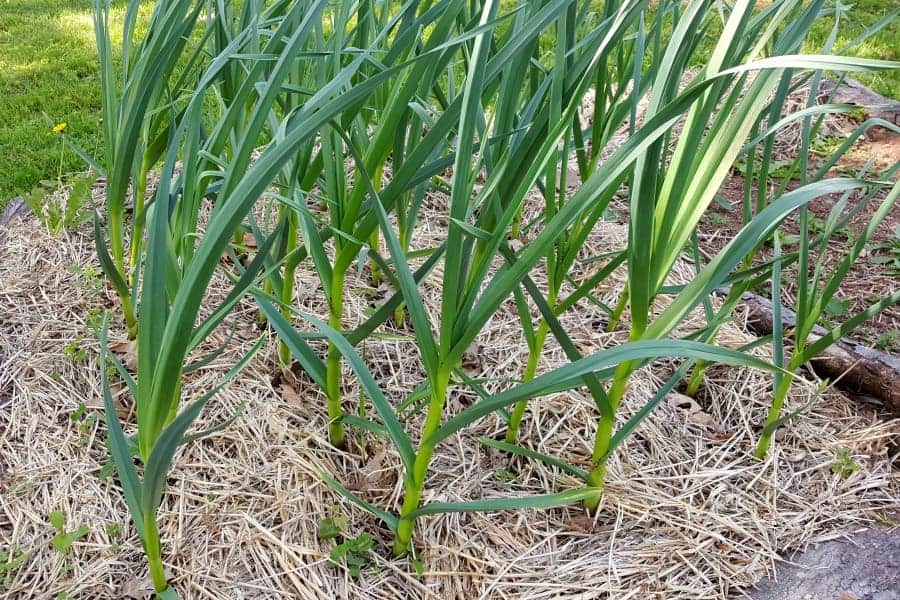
[873,511,896,527]
[85,308,109,333]
[702,212,729,228]
[830,448,861,478]
[874,330,900,353]
[105,522,123,553]
[48,510,90,555]
[318,514,374,577]
[411,557,425,576]
[317,515,349,541]
[63,338,88,364]
[869,225,900,275]
[98,461,116,480]
[495,467,518,490]
[66,265,104,293]
[9,480,31,498]
[23,172,96,236]
[824,297,851,318]
[70,402,100,446]
[329,534,375,577]
[0,546,28,589]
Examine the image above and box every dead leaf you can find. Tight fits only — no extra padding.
[85,381,132,420]
[364,448,397,489]
[687,410,725,433]
[706,430,735,443]
[119,576,154,599]
[789,450,808,462]
[565,515,597,533]
[666,392,727,434]
[217,233,256,264]
[460,348,481,375]
[109,339,137,371]
[344,471,365,493]
[667,392,701,413]
[279,383,302,407]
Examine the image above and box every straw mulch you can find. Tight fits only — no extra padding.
[1,190,898,599]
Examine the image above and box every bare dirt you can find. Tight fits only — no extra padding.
[690,128,900,353]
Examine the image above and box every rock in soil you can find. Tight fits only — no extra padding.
[751,526,900,600]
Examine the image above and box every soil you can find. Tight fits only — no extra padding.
[687,126,900,352]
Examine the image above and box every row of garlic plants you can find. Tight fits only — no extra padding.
[85,0,898,595]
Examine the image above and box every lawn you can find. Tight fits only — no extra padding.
[0,1,896,206]
[806,0,899,96]
[0,1,152,205]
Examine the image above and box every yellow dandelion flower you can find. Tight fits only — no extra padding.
[52,122,67,134]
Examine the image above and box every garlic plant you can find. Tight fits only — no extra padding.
[583,0,896,503]
[756,174,900,458]
[91,0,208,337]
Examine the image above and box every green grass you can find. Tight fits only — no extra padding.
[806,0,899,98]
[687,1,898,98]
[0,1,152,204]
[0,1,896,206]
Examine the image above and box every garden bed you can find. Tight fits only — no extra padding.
[1,202,897,598]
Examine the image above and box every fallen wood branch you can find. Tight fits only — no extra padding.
[735,290,900,416]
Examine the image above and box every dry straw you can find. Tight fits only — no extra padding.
[1,202,898,598]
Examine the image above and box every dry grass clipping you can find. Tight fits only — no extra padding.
[1,204,897,600]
